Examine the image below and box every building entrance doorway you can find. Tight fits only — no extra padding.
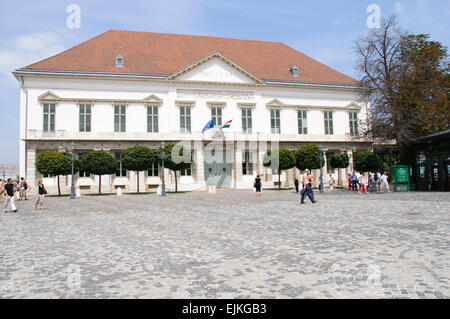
[204,150,231,188]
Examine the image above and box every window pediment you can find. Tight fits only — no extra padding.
[347,102,361,111]
[143,94,163,105]
[266,99,285,108]
[38,91,61,102]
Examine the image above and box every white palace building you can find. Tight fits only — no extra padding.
[14,30,372,194]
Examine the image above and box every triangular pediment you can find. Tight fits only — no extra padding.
[266,99,285,108]
[347,102,361,110]
[38,91,61,101]
[142,94,163,104]
[168,52,263,85]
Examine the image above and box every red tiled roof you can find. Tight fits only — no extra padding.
[21,30,358,86]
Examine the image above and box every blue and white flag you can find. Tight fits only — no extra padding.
[202,120,214,133]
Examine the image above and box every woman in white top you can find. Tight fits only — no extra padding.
[358,173,368,195]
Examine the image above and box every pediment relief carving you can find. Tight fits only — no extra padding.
[168,52,264,85]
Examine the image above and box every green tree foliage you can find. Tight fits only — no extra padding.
[122,146,156,193]
[157,143,192,192]
[353,152,382,173]
[80,151,117,194]
[35,150,79,196]
[263,148,296,189]
[294,144,324,171]
[355,16,449,162]
[329,153,350,186]
[397,34,449,138]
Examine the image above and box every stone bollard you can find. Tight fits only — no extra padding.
[208,185,216,194]
[76,189,81,198]
[117,187,122,196]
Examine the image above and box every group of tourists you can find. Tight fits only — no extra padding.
[348,171,391,194]
[252,168,392,205]
[0,178,47,213]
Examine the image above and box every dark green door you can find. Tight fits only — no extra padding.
[204,150,231,188]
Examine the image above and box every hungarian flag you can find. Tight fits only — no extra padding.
[220,120,232,130]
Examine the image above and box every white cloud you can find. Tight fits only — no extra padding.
[0,32,65,84]
[395,2,404,14]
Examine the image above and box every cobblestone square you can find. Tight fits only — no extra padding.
[0,190,449,299]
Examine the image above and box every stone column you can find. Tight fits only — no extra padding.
[129,171,136,193]
[26,148,37,193]
[257,151,265,176]
[194,147,205,188]
[234,148,243,189]
[313,169,320,186]
[339,149,347,187]
[348,149,354,174]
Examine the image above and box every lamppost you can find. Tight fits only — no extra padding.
[160,141,166,197]
[70,141,75,199]
[319,144,324,193]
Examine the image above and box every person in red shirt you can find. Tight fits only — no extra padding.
[348,174,352,190]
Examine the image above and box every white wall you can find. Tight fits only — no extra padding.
[22,77,363,138]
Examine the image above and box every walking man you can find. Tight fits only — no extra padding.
[3,178,18,213]
[351,173,358,191]
[375,171,381,194]
[301,169,317,204]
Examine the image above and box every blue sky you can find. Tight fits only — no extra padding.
[0,0,449,164]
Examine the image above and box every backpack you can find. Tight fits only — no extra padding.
[351,175,357,182]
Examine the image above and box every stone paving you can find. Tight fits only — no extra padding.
[0,190,449,299]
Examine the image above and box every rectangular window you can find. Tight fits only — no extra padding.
[43,103,56,132]
[147,105,159,133]
[349,112,358,136]
[79,104,91,132]
[115,152,126,177]
[298,110,308,134]
[77,153,89,177]
[242,108,252,134]
[242,152,254,176]
[271,109,281,134]
[324,111,334,135]
[211,107,222,127]
[180,165,192,176]
[114,104,126,132]
[147,162,159,177]
[180,106,191,133]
